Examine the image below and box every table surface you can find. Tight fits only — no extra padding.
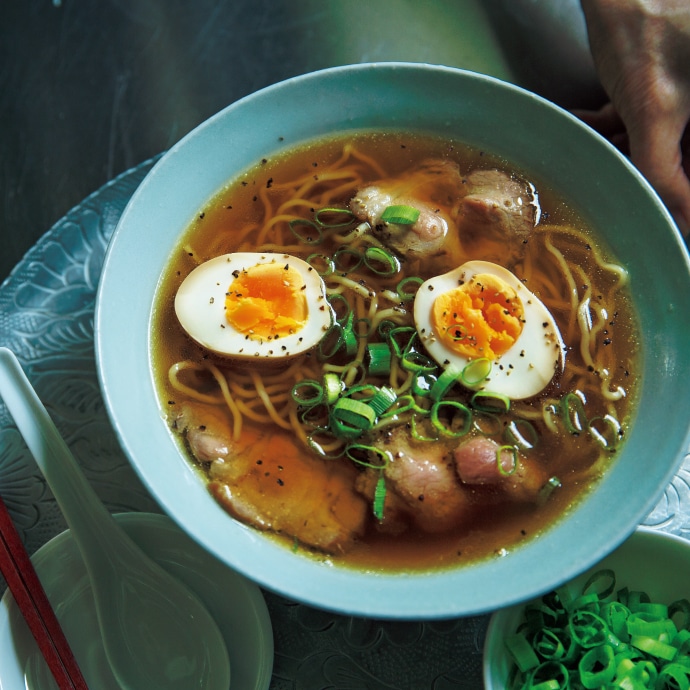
[1,0,606,286]
[1,2,652,689]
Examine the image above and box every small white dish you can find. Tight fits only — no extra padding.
[0,512,273,690]
[483,527,690,689]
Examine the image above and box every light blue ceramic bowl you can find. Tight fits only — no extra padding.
[95,63,690,619]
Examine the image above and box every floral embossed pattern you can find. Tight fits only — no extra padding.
[0,159,688,689]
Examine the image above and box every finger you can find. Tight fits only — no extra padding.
[572,102,625,138]
[628,114,690,236]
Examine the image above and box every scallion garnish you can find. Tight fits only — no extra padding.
[364,246,401,276]
[291,379,323,406]
[333,246,363,272]
[471,390,511,414]
[430,400,472,438]
[396,276,423,302]
[560,391,587,434]
[497,445,518,476]
[503,568,690,690]
[330,398,376,439]
[373,473,387,521]
[461,358,492,386]
[505,419,539,450]
[288,218,322,244]
[314,206,356,227]
[367,342,392,376]
[306,252,335,276]
[429,366,462,402]
[380,204,421,225]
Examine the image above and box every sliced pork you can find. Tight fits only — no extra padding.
[357,427,471,534]
[174,402,368,554]
[350,159,463,260]
[456,169,539,242]
[349,160,539,263]
[453,436,547,502]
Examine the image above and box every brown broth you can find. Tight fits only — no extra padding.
[151,130,640,572]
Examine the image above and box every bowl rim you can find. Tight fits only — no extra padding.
[95,62,690,619]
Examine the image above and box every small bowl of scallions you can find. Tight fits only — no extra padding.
[483,528,690,690]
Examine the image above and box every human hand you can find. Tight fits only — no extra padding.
[577,0,690,237]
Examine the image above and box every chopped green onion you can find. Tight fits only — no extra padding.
[582,568,617,601]
[288,218,322,244]
[578,644,615,687]
[314,207,355,227]
[306,429,345,459]
[364,246,401,276]
[306,253,335,276]
[333,246,363,272]
[560,391,587,434]
[380,204,421,225]
[429,366,462,402]
[670,599,690,631]
[380,394,427,419]
[318,323,344,360]
[504,568,690,690]
[588,414,622,451]
[505,633,540,672]
[386,326,417,358]
[298,402,329,429]
[538,476,562,504]
[533,629,566,660]
[400,348,437,374]
[330,398,376,439]
[472,411,503,436]
[410,414,438,442]
[445,323,468,342]
[344,443,392,470]
[497,445,518,476]
[373,473,386,521]
[367,342,392,376]
[412,372,437,397]
[342,320,358,357]
[327,293,352,325]
[504,419,539,450]
[396,276,423,302]
[460,358,492,386]
[291,379,323,406]
[366,386,397,416]
[322,373,343,405]
[430,400,472,438]
[471,390,511,414]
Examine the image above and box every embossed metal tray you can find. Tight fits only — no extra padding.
[1,159,688,689]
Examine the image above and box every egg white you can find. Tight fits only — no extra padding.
[413,260,565,399]
[174,252,333,360]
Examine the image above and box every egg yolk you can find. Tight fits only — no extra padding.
[431,273,524,359]
[225,262,308,340]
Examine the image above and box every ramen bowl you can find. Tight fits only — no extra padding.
[483,528,690,688]
[95,63,690,619]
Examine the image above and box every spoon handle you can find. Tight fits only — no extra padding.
[0,348,117,550]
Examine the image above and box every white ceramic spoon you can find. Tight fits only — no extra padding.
[0,348,231,690]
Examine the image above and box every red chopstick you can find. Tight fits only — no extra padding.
[0,495,88,689]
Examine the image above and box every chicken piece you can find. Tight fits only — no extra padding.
[350,159,463,260]
[357,427,471,534]
[174,402,368,554]
[456,169,539,242]
[453,436,547,502]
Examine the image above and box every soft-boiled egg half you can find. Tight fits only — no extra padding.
[174,252,333,359]
[414,260,565,399]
